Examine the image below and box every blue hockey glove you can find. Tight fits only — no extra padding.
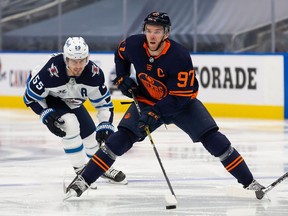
[96,122,115,144]
[40,108,66,137]
[113,76,138,98]
[138,107,161,137]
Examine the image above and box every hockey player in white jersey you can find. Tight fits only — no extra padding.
[23,37,127,186]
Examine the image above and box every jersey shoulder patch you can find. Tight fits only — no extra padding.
[79,61,105,86]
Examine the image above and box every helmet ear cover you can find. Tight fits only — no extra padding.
[63,37,89,65]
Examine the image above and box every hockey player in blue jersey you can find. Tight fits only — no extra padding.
[24,37,127,185]
[65,12,264,199]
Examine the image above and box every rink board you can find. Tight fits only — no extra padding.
[0,52,286,119]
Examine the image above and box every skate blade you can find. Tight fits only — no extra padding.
[107,179,128,185]
[62,172,76,193]
[90,183,98,190]
[63,190,77,201]
[63,175,68,193]
[225,185,269,200]
[101,176,128,185]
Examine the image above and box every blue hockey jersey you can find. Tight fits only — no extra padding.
[115,34,198,117]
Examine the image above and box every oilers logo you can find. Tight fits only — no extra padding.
[48,63,59,77]
[138,73,167,100]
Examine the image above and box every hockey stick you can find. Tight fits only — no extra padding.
[255,172,288,200]
[129,90,177,209]
[120,101,133,105]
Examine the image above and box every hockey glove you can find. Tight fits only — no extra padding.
[96,122,115,144]
[113,76,138,98]
[138,107,161,137]
[40,108,66,137]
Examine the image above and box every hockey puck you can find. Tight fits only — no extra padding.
[166,205,176,210]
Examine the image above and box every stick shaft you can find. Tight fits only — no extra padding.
[120,101,133,105]
[130,91,176,197]
[263,172,288,193]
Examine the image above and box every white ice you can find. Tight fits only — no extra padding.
[0,109,288,216]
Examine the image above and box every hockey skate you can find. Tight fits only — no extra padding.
[101,167,128,185]
[226,179,265,199]
[244,179,265,199]
[72,166,97,190]
[65,166,127,193]
[244,179,265,191]
[64,175,89,200]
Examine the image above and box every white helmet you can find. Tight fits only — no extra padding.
[63,37,89,64]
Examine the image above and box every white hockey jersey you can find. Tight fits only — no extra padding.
[24,53,113,123]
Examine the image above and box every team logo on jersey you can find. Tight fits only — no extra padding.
[124,112,131,119]
[63,98,85,105]
[91,64,99,77]
[48,63,59,77]
[57,89,67,94]
[138,73,167,100]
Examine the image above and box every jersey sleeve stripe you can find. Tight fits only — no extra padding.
[26,88,45,101]
[169,90,195,97]
[95,102,113,109]
[169,90,194,94]
[169,93,194,97]
[89,91,110,103]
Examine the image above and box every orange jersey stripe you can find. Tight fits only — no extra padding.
[92,157,108,172]
[92,155,110,171]
[137,96,156,106]
[225,156,244,172]
[225,156,242,169]
[169,90,194,94]
[143,40,171,59]
[94,155,110,169]
[117,40,125,60]
[227,158,244,172]
[169,90,194,97]
[118,49,124,60]
[169,93,194,97]
[191,91,198,98]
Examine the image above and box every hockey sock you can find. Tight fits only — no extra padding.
[221,148,253,186]
[81,148,115,185]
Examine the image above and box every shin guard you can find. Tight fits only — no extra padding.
[81,148,115,185]
[221,148,253,186]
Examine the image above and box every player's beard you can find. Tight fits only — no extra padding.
[67,66,84,77]
[148,40,163,52]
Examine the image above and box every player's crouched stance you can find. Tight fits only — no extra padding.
[64,13,265,200]
[23,37,127,188]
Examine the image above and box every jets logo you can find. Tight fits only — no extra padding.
[57,89,67,94]
[48,63,59,77]
[65,40,71,47]
[63,98,85,105]
[92,64,99,77]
